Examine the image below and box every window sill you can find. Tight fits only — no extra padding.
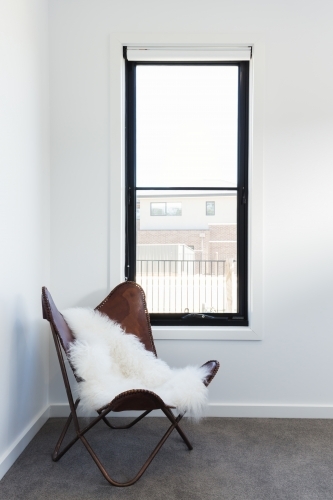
[152,325,262,340]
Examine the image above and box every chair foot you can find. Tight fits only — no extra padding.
[51,398,193,486]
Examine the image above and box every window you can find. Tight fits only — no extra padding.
[150,202,182,216]
[125,46,249,327]
[206,201,215,216]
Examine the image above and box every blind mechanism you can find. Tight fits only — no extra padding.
[125,46,252,62]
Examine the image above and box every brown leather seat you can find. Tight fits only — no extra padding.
[42,281,219,487]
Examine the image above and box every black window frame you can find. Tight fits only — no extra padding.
[125,52,249,327]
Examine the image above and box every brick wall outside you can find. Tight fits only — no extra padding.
[137,223,237,262]
[208,224,237,261]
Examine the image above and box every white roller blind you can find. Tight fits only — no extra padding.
[126,46,252,62]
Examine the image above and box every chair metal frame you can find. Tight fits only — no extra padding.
[42,283,219,487]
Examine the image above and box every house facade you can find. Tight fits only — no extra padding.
[137,192,237,262]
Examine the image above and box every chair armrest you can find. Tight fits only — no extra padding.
[201,360,220,387]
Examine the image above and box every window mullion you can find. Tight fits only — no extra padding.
[125,60,136,281]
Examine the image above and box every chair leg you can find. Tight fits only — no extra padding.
[52,399,114,461]
[52,400,192,486]
[52,398,80,461]
[162,407,193,450]
[98,410,152,429]
[79,413,184,487]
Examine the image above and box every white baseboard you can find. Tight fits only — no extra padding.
[0,406,50,481]
[49,403,333,419]
[204,404,333,419]
[0,403,333,479]
[2,402,333,481]
[48,404,166,418]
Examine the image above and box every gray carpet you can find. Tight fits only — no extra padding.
[1,417,333,499]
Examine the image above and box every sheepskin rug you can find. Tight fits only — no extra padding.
[62,308,211,418]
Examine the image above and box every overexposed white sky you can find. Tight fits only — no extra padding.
[136,65,238,188]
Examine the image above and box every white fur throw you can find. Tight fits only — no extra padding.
[62,308,210,418]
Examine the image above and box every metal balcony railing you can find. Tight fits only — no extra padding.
[136,259,237,314]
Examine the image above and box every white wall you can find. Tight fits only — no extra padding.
[0,0,50,478]
[49,0,333,415]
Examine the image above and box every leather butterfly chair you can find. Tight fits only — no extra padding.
[42,282,219,487]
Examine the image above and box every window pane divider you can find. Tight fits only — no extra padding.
[136,186,238,191]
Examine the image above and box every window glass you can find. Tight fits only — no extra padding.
[206,201,215,215]
[150,202,182,216]
[137,191,237,314]
[151,202,166,216]
[136,66,238,188]
[166,202,182,216]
